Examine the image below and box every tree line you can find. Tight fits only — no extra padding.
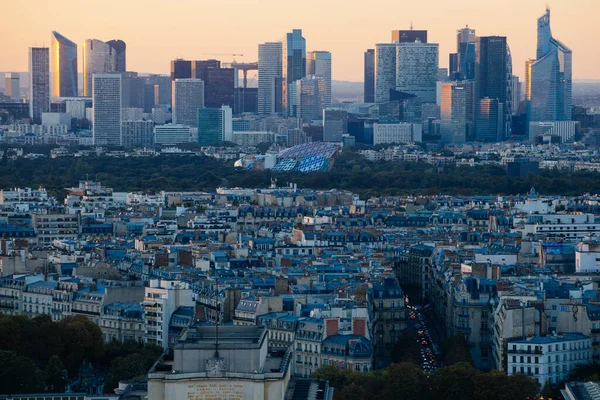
[1,149,600,198]
[0,314,162,394]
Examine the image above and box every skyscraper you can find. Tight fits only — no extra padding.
[145,74,172,106]
[512,75,522,114]
[197,106,232,146]
[306,51,332,109]
[172,79,204,127]
[524,59,534,101]
[395,42,439,104]
[295,75,325,123]
[82,39,116,97]
[392,30,428,43]
[171,59,192,80]
[529,8,572,122]
[323,109,348,142]
[92,74,122,146]
[258,42,282,115]
[440,81,475,143]
[28,47,50,123]
[374,44,397,103]
[121,72,145,109]
[5,73,20,100]
[122,120,154,148]
[456,27,476,81]
[107,40,126,72]
[193,60,235,108]
[364,49,375,103]
[475,36,512,140]
[51,31,78,97]
[475,98,503,142]
[282,29,306,116]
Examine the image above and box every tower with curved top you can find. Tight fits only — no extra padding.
[51,31,78,97]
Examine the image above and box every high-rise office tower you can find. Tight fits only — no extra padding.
[121,72,145,109]
[392,30,427,43]
[440,81,475,143]
[107,40,126,72]
[197,105,232,146]
[145,74,172,106]
[323,109,348,142]
[456,26,476,81]
[258,42,282,115]
[50,31,78,97]
[364,49,375,103]
[449,53,460,81]
[306,51,332,109]
[92,74,122,146]
[5,73,20,100]
[82,39,116,97]
[511,75,522,114]
[375,44,397,103]
[475,36,512,140]
[295,75,325,122]
[28,48,50,123]
[282,29,306,116]
[475,98,503,142]
[529,8,572,122]
[396,42,439,104]
[172,79,204,127]
[524,59,534,101]
[171,59,192,80]
[193,60,235,108]
[122,120,154,148]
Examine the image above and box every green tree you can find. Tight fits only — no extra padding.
[429,361,479,400]
[442,335,473,366]
[391,329,421,365]
[0,350,45,394]
[105,353,149,392]
[382,362,425,400]
[45,355,66,393]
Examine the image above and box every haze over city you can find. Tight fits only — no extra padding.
[1,0,599,81]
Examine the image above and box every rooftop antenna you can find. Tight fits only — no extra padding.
[410,21,413,30]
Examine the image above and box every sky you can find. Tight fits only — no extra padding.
[1,0,598,82]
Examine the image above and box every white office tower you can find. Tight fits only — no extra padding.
[221,105,233,142]
[395,42,439,104]
[154,124,191,146]
[5,73,20,100]
[306,51,332,109]
[29,47,50,123]
[375,44,397,103]
[258,42,283,115]
[373,123,422,144]
[92,74,122,146]
[65,99,87,119]
[122,120,154,148]
[82,39,117,97]
[172,79,204,127]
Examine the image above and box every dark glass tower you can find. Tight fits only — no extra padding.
[193,60,235,108]
[364,49,375,103]
[391,30,428,43]
[171,59,192,80]
[107,39,126,72]
[475,36,512,140]
[282,29,306,116]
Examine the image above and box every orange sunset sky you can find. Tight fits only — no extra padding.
[1,0,598,82]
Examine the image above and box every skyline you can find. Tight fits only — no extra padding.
[1,0,597,82]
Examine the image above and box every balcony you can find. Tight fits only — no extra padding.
[507,348,543,355]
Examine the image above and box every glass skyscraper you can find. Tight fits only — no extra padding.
[282,29,306,116]
[51,31,78,97]
[364,49,375,103]
[306,51,332,109]
[258,42,282,115]
[107,40,126,72]
[529,8,572,122]
[197,106,232,146]
[82,39,116,97]
[475,36,512,140]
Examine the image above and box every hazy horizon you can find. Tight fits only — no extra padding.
[2,0,598,82]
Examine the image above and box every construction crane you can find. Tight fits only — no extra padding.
[201,53,244,57]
